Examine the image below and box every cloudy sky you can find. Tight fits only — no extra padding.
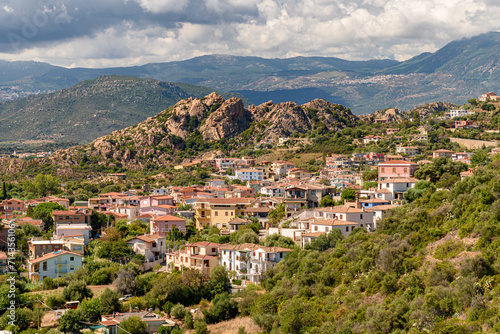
[0,0,498,68]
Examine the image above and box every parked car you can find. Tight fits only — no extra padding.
[119,294,133,301]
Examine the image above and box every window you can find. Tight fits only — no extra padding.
[212,248,216,253]
[215,211,218,216]
[325,227,329,232]
[314,226,318,231]
[345,227,348,232]
[42,262,47,271]
[392,168,396,173]
[381,167,385,173]
[231,212,233,216]
[225,212,228,216]
[403,167,408,173]
[360,214,363,219]
[340,214,343,219]
[70,266,74,270]
[70,257,74,261]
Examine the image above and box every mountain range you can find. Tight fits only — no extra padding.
[1,32,500,114]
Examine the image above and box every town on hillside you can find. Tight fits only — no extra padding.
[2,92,500,333]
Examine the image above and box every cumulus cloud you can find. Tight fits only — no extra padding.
[0,0,498,67]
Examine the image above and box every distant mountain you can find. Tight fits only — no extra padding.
[0,75,249,144]
[1,32,500,113]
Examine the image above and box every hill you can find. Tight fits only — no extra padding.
[43,93,358,174]
[0,75,249,144]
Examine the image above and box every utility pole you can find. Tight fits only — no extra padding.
[38,304,40,330]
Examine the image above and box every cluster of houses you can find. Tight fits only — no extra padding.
[0,138,484,286]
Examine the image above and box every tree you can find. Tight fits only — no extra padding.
[209,265,229,295]
[203,293,238,324]
[79,298,102,322]
[27,174,61,197]
[363,169,378,181]
[341,189,356,201]
[319,195,334,207]
[62,280,93,301]
[30,210,54,232]
[118,316,147,334]
[170,303,186,319]
[100,288,121,315]
[114,268,137,295]
[33,202,66,213]
[58,309,85,334]
[96,239,132,260]
[0,307,34,331]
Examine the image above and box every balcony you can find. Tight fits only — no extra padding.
[55,268,68,274]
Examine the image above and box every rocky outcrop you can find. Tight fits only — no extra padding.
[46,93,359,170]
[200,98,252,141]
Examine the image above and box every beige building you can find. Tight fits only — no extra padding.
[165,241,220,277]
[194,198,256,230]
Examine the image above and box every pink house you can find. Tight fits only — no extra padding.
[377,160,419,181]
[150,215,186,236]
[140,195,174,215]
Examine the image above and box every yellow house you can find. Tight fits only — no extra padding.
[194,198,256,230]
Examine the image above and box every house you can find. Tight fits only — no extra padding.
[260,185,285,197]
[445,109,475,118]
[165,241,220,277]
[59,236,85,256]
[28,238,65,259]
[313,205,374,230]
[452,152,473,164]
[28,250,83,282]
[52,209,92,225]
[363,135,383,144]
[150,215,186,236]
[365,204,397,229]
[127,234,166,263]
[54,224,92,245]
[100,311,170,334]
[301,232,326,248]
[271,161,295,177]
[396,146,420,156]
[359,198,390,208]
[1,199,25,215]
[386,128,399,135]
[309,219,359,238]
[227,217,253,232]
[284,185,331,217]
[287,168,312,179]
[194,198,256,230]
[479,92,500,102]
[326,155,351,169]
[109,205,140,221]
[378,177,418,200]
[140,195,174,213]
[433,149,454,159]
[235,168,264,181]
[378,160,419,181]
[450,120,473,129]
[219,243,292,283]
[26,196,70,210]
[206,179,226,188]
[460,169,474,180]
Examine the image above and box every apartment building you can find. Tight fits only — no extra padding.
[28,250,83,282]
[219,243,292,283]
[194,198,256,230]
[150,215,186,236]
[165,241,220,277]
[235,168,264,181]
[28,239,65,259]
[378,160,419,181]
[127,234,166,262]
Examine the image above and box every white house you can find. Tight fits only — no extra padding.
[378,177,418,200]
[126,234,166,263]
[309,219,360,238]
[219,243,292,283]
[235,169,264,181]
[260,186,285,197]
[313,205,374,230]
[54,223,92,245]
[444,109,475,118]
[28,250,83,283]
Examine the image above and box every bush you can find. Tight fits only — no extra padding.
[434,239,464,260]
[194,317,208,334]
[170,303,185,319]
[185,311,194,329]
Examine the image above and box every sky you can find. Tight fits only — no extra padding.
[0,0,498,68]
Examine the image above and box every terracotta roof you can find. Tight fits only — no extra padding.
[197,198,256,204]
[301,232,326,238]
[378,177,419,183]
[186,241,221,247]
[365,205,397,211]
[29,250,82,264]
[0,251,7,260]
[311,219,358,226]
[378,160,418,165]
[315,205,364,213]
[151,214,186,222]
[359,198,389,204]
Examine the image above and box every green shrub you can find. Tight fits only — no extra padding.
[170,303,185,319]
[434,239,464,260]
